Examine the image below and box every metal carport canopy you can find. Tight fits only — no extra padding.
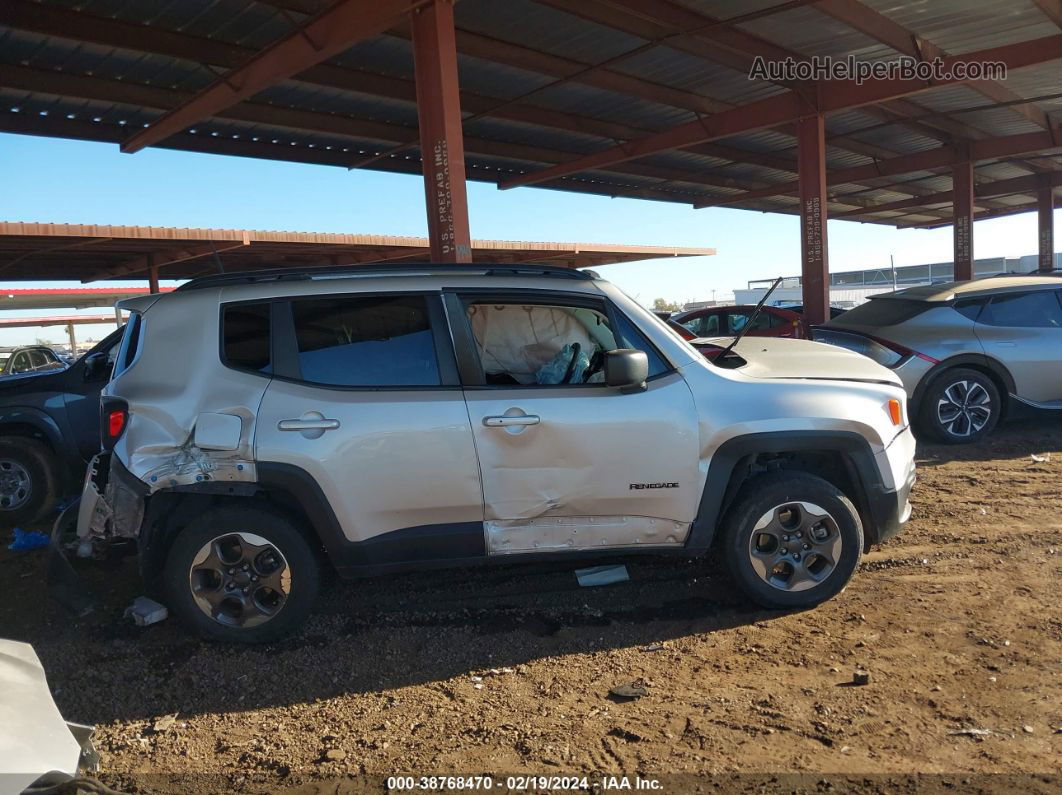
[1,0,1061,320]
[0,222,713,282]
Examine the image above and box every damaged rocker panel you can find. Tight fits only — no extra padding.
[486,515,690,555]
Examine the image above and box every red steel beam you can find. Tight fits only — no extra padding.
[499,34,1062,190]
[121,0,425,153]
[695,125,1062,208]
[411,0,471,263]
[953,161,975,281]
[798,115,829,326]
[1039,176,1056,272]
[148,257,160,294]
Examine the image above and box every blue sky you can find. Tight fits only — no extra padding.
[0,133,1057,346]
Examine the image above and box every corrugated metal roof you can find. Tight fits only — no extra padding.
[0,0,1057,228]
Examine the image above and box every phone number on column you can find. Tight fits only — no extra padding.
[387,776,591,790]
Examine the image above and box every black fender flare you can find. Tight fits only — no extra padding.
[909,354,1015,412]
[0,405,71,459]
[685,430,889,552]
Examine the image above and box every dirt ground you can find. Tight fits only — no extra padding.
[1,420,1060,794]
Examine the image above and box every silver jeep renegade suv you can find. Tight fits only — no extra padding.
[76,265,916,642]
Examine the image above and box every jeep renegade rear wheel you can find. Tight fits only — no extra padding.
[163,506,319,643]
[720,472,863,610]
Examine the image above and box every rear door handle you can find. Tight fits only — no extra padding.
[483,415,540,427]
[278,418,340,431]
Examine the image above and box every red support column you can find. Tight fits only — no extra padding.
[797,114,829,325]
[411,0,472,263]
[952,161,974,281]
[148,256,160,294]
[1038,176,1055,273]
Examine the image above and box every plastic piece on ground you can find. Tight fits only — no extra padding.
[124,596,169,627]
[8,528,51,551]
[575,564,630,586]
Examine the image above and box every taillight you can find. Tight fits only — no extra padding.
[101,397,129,450]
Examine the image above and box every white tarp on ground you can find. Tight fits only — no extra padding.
[0,639,81,792]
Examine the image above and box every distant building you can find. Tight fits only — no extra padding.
[736,252,1062,308]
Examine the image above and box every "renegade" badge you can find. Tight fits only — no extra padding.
[629,482,679,490]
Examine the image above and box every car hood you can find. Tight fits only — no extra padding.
[0,367,68,390]
[697,336,902,387]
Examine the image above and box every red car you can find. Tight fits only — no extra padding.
[671,305,806,339]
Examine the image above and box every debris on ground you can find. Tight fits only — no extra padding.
[852,670,871,686]
[8,528,49,551]
[1022,725,1034,734]
[609,681,648,700]
[642,642,667,652]
[1030,453,1050,463]
[124,596,168,627]
[151,714,178,733]
[949,728,995,738]
[575,564,629,587]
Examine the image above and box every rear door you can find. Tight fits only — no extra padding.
[974,289,1062,405]
[449,290,700,555]
[253,292,483,559]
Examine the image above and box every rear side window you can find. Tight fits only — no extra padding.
[953,297,986,321]
[223,303,272,374]
[978,290,1062,328]
[834,298,929,325]
[291,294,439,387]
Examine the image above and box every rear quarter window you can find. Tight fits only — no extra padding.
[222,302,273,374]
[833,298,930,326]
[113,313,143,378]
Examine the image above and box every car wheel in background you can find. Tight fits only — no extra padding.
[0,437,60,527]
[163,506,320,643]
[917,367,1000,444]
[720,472,864,610]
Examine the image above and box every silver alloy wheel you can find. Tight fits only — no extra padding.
[748,501,842,592]
[936,380,992,437]
[0,459,32,511]
[188,532,291,628]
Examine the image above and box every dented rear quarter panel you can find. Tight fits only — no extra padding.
[107,287,261,491]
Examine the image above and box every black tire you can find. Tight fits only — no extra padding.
[0,437,60,527]
[916,367,1000,444]
[162,506,319,643]
[720,471,864,610]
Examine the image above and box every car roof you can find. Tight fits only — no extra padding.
[873,274,1061,303]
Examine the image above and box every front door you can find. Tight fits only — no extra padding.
[974,289,1062,406]
[450,291,700,555]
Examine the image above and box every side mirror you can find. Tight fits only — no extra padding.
[604,349,648,392]
[82,352,109,382]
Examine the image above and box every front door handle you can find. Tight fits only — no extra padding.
[483,415,540,427]
[278,418,341,431]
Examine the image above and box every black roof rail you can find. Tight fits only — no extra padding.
[174,262,594,292]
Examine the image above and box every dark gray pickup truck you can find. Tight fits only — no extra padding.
[0,329,121,526]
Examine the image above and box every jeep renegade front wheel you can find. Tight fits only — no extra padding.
[720,472,863,610]
[163,506,319,643]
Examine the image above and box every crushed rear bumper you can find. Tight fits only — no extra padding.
[76,452,148,547]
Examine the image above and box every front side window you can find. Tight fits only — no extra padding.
[680,313,719,337]
[979,291,1062,328]
[291,294,440,387]
[223,303,272,374]
[11,352,30,373]
[466,300,667,386]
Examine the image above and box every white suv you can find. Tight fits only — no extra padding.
[76,266,916,642]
